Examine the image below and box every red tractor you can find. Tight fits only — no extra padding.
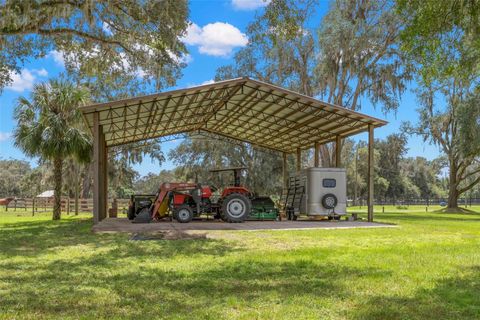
[128,167,254,223]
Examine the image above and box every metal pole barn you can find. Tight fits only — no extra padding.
[81,77,386,224]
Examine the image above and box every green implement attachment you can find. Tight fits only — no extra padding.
[249,196,279,220]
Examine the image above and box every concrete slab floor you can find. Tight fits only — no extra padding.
[92,217,396,234]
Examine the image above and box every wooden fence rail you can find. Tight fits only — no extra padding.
[350,197,480,207]
[5,198,130,215]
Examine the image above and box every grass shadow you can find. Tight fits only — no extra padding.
[352,266,480,320]
[0,217,242,259]
[375,212,480,223]
[433,207,478,214]
[0,217,249,318]
[1,248,390,318]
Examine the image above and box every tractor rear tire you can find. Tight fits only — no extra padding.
[174,205,194,223]
[221,193,251,223]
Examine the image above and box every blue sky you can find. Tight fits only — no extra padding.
[0,0,439,176]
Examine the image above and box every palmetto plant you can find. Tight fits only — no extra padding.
[13,79,91,220]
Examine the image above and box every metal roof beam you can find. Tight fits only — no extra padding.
[194,83,244,130]
[82,77,387,150]
[94,87,239,126]
[260,110,352,145]
[207,86,266,131]
[217,90,290,135]
[291,122,369,151]
[231,104,335,143]
[202,128,285,153]
[242,82,386,126]
[107,125,197,147]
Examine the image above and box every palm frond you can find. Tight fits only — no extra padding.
[13,79,91,163]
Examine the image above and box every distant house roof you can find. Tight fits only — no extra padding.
[36,190,54,198]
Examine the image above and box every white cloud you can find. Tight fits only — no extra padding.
[6,69,36,92]
[47,50,65,67]
[182,22,248,57]
[46,44,190,79]
[186,79,216,88]
[102,21,113,35]
[32,68,48,77]
[47,47,149,79]
[201,79,215,85]
[167,50,193,65]
[0,132,11,142]
[134,67,147,78]
[5,66,49,93]
[181,53,193,64]
[231,0,270,10]
[116,52,147,79]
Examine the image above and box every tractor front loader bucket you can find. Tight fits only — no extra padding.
[133,208,153,223]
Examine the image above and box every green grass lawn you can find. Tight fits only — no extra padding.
[1,206,480,319]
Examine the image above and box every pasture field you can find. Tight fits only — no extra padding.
[1,205,480,319]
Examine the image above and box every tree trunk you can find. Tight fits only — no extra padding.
[81,163,93,198]
[447,186,459,209]
[354,147,358,206]
[319,144,333,167]
[53,157,63,220]
[447,161,459,209]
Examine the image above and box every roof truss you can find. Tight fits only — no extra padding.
[81,77,387,153]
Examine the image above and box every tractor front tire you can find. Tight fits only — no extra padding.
[174,205,194,223]
[221,193,251,223]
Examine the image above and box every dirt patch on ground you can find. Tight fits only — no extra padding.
[130,230,208,241]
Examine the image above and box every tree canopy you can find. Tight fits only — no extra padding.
[398,0,480,208]
[0,0,189,92]
[398,0,480,82]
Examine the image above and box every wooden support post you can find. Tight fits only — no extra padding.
[74,166,79,216]
[314,142,320,167]
[93,112,107,224]
[296,148,301,172]
[103,144,108,220]
[282,152,288,192]
[367,124,374,222]
[93,112,101,224]
[335,135,342,168]
[109,198,118,218]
